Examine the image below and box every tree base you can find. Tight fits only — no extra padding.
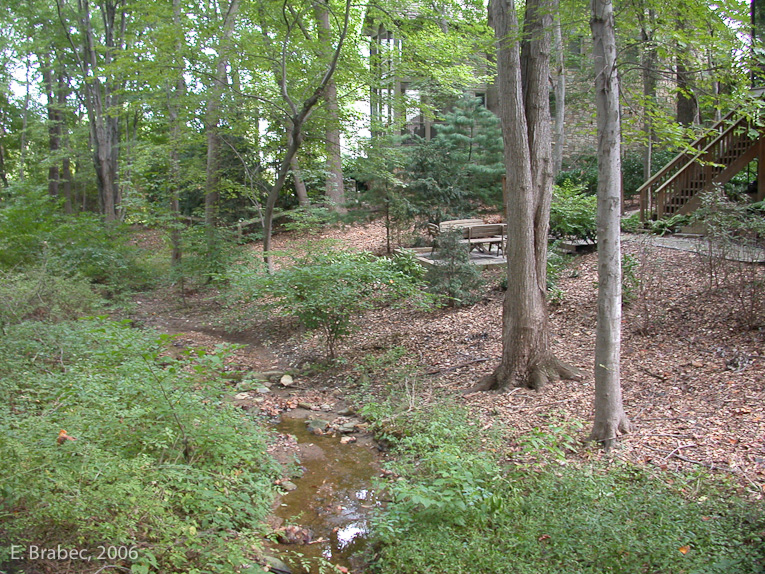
[465,356,584,394]
[589,416,631,452]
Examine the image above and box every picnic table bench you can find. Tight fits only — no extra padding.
[427,221,507,257]
[460,223,506,256]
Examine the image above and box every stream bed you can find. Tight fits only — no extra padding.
[270,415,381,573]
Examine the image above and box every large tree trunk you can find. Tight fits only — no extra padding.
[590,0,630,448]
[315,0,346,214]
[480,0,581,391]
[57,0,125,220]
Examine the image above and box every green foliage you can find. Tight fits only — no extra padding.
[549,181,598,241]
[649,214,691,235]
[0,186,157,294]
[282,206,340,234]
[0,266,102,332]
[0,319,279,573]
[620,212,643,233]
[546,242,571,304]
[236,249,429,358]
[171,225,240,287]
[622,253,640,306]
[403,96,504,221]
[425,230,484,307]
[366,405,765,574]
[557,150,676,197]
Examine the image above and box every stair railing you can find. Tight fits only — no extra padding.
[639,110,756,220]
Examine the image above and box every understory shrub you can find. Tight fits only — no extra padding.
[364,400,765,574]
[231,249,430,358]
[549,181,597,241]
[425,230,484,306]
[692,189,765,329]
[0,186,157,294]
[0,319,279,573]
[0,266,102,332]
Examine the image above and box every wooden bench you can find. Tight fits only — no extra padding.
[459,224,506,256]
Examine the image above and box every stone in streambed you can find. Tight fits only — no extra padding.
[306,419,329,435]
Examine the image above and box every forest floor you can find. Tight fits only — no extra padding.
[130,219,765,498]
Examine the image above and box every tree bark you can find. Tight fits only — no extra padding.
[590,0,630,448]
[552,9,566,176]
[57,0,125,221]
[260,0,352,270]
[481,0,582,391]
[290,153,310,207]
[315,0,346,214]
[204,0,241,229]
[168,0,187,267]
[42,59,61,198]
[638,10,658,183]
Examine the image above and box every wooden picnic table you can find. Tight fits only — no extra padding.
[438,218,484,232]
[429,220,507,257]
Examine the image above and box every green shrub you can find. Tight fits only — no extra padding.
[622,253,639,305]
[649,214,691,235]
[0,266,102,331]
[549,181,597,241]
[282,205,340,234]
[620,212,643,233]
[171,225,239,287]
[0,187,158,294]
[0,319,279,573]
[425,230,484,307]
[235,249,429,358]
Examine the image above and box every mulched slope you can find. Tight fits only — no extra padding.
[254,222,764,495]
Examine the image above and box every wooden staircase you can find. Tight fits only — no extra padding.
[639,110,765,221]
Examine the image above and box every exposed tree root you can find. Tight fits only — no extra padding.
[464,356,584,394]
[589,416,631,452]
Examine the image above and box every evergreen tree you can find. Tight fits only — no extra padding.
[404,96,504,222]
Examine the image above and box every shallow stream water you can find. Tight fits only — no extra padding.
[271,416,380,573]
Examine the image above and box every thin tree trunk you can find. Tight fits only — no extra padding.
[19,59,32,181]
[204,0,241,229]
[43,60,61,198]
[552,10,566,176]
[639,12,657,183]
[591,0,630,448]
[260,0,353,271]
[169,0,186,266]
[480,0,582,392]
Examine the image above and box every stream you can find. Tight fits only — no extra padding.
[269,415,381,573]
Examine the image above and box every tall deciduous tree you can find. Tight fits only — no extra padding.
[257,0,353,269]
[56,0,128,221]
[591,0,630,447]
[479,0,581,391]
[315,0,346,214]
[204,0,241,229]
